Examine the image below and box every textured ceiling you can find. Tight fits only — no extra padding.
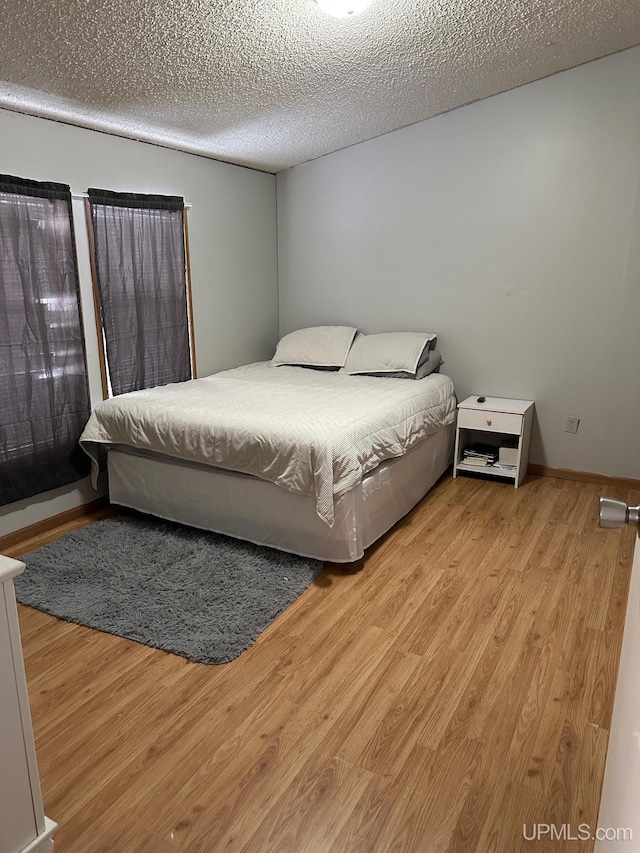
[1,0,640,173]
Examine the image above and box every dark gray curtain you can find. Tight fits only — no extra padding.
[0,174,91,506]
[87,189,191,396]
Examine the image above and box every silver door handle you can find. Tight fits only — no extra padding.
[599,496,640,528]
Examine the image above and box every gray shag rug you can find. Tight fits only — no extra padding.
[15,515,323,664]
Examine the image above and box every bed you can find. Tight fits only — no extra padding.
[80,336,457,562]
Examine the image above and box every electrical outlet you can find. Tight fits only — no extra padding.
[566,417,580,434]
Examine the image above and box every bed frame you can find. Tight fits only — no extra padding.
[107,424,454,563]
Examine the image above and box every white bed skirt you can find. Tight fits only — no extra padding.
[107,424,454,563]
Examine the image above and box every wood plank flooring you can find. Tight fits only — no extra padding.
[10,473,639,852]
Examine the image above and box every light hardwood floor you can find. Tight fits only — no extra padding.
[9,473,639,852]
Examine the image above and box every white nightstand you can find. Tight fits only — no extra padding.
[453,396,534,487]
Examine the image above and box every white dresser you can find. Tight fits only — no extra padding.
[0,555,57,853]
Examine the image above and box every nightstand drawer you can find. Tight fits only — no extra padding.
[457,408,522,434]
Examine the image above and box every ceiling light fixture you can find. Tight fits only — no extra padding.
[314,0,373,18]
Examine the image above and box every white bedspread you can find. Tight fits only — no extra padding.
[80,362,456,526]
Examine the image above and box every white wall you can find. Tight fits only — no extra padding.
[0,109,278,537]
[277,47,640,480]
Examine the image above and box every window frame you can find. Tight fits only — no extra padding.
[85,193,196,400]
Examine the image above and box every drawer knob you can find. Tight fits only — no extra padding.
[486,418,492,426]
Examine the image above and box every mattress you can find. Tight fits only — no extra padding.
[81,362,456,526]
[107,424,454,562]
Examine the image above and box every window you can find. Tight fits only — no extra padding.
[0,174,91,506]
[87,189,193,397]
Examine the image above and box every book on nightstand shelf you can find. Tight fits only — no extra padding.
[462,443,498,466]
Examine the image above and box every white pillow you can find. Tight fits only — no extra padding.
[343,331,437,376]
[350,349,442,379]
[273,326,358,369]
